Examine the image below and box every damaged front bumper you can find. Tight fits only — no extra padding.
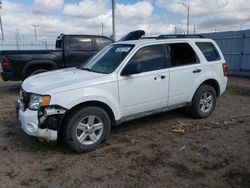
[16,99,67,141]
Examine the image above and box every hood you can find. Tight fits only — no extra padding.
[22,67,112,94]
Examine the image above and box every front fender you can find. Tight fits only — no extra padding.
[49,86,121,120]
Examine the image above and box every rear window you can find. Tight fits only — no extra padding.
[55,39,62,49]
[196,42,221,61]
[96,37,113,50]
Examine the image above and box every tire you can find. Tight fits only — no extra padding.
[64,106,111,153]
[190,85,217,118]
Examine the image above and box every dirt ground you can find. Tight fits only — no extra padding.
[0,77,249,188]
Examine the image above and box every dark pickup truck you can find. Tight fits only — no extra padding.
[0,34,113,81]
[0,30,145,81]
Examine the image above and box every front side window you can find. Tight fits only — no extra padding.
[70,37,93,51]
[81,44,134,74]
[168,43,198,67]
[196,42,221,61]
[125,44,165,73]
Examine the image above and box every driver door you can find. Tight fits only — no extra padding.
[118,44,170,117]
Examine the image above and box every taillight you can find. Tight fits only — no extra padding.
[222,63,228,77]
[0,55,11,69]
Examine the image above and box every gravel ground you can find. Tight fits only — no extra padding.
[0,77,249,188]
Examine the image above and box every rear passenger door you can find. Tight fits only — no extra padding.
[168,42,203,106]
[65,36,96,67]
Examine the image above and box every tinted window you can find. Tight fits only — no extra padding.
[70,37,93,51]
[126,45,165,73]
[196,42,220,61]
[96,37,112,49]
[55,39,62,49]
[168,43,197,67]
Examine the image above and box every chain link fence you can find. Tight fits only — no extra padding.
[0,40,55,50]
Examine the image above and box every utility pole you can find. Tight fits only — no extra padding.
[15,28,20,50]
[32,25,39,41]
[101,23,104,36]
[193,24,196,34]
[112,0,116,41]
[0,0,4,41]
[16,28,20,41]
[174,26,177,34]
[178,2,190,35]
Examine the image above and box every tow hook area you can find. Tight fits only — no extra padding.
[38,105,67,131]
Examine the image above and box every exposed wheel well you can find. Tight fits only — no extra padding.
[200,79,220,97]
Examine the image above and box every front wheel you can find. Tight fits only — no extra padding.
[190,85,217,118]
[64,106,111,153]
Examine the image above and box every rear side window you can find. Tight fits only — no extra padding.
[127,44,165,73]
[96,37,113,50]
[168,43,198,67]
[70,37,93,51]
[196,42,221,61]
[55,39,62,49]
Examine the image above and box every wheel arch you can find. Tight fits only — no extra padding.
[22,60,58,78]
[62,100,116,127]
[191,79,220,102]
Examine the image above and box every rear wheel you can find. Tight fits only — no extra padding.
[190,85,217,118]
[64,106,111,153]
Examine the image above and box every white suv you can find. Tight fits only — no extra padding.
[16,36,228,153]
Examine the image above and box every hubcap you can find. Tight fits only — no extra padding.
[75,115,104,145]
[199,92,213,113]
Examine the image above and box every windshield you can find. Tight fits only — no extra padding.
[80,44,134,74]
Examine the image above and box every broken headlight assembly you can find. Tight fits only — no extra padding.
[29,94,51,110]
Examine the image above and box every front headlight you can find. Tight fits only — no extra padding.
[29,94,51,110]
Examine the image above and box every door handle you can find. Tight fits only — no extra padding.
[154,75,166,80]
[193,69,201,73]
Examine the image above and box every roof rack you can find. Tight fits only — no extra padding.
[157,34,204,39]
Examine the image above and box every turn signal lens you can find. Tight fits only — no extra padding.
[41,96,51,107]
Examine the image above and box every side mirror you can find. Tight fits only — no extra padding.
[121,63,141,76]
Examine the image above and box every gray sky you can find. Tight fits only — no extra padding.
[1,0,250,42]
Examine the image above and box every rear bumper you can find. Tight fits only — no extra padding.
[220,77,228,96]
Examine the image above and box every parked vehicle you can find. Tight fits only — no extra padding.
[0,34,113,81]
[0,30,145,81]
[16,34,228,153]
